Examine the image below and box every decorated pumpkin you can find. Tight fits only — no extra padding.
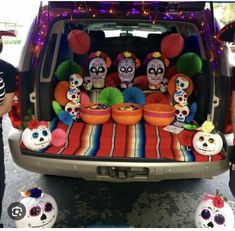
[15,188,58,228]
[195,193,234,228]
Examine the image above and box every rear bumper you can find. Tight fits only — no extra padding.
[8,128,229,182]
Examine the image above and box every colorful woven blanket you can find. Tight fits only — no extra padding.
[43,120,224,162]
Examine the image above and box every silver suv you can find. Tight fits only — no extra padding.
[8,1,233,182]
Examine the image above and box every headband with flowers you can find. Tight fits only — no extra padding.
[115,51,141,69]
[88,50,112,68]
[143,51,169,67]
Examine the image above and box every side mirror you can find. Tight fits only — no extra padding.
[217,21,235,44]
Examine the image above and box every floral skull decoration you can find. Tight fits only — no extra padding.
[175,75,190,91]
[69,73,83,89]
[194,193,234,228]
[88,51,112,89]
[116,51,141,88]
[174,103,190,123]
[65,101,80,120]
[15,188,58,228]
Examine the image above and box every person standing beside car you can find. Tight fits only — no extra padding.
[0,33,16,228]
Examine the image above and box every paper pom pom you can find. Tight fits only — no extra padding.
[146,93,169,104]
[67,29,91,55]
[160,33,184,58]
[176,52,202,77]
[105,72,120,87]
[165,66,178,80]
[51,128,66,147]
[54,81,69,106]
[52,100,62,115]
[98,87,124,107]
[80,92,90,104]
[123,87,145,106]
[55,60,82,81]
[58,110,73,126]
[133,75,149,90]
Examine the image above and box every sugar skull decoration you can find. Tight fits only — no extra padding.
[83,76,93,91]
[15,188,58,228]
[88,51,112,89]
[21,119,66,151]
[174,103,190,123]
[65,101,80,120]
[69,73,83,89]
[192,121,223,156]
[116,51,141,89]
[143,52,169,90]
[194,193,234,228]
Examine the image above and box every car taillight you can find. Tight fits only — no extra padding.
[8,73,22,128]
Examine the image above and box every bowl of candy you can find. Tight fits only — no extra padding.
[80,103,111,124]
[111,103,143,125]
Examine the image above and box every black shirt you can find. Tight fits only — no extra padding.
[0,59,16,104]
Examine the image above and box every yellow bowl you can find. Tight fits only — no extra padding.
[80,103,111,125]
[143,103,175,126]
[111,103,143,125]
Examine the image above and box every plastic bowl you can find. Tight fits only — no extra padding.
[143,103,175,126]
[80,103,111,125]
[111,103,143,125]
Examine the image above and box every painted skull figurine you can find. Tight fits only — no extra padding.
[116,51,140,89]
[173,90,188,106]
[69,73,83,89]
[21,120,52,151]
[192,131,223,156]
[88,51,112,89]
[195,194,234,228]
[65,101,80,120]
[175,75,190,91]
[83,76,92,91]
[15,188,58,228]
[174,103,190,123]
[67,88,81,104]
[159,78,168,93]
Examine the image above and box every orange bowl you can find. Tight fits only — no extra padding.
[143,103,175,126]
[111,103,143,125]
[80,103,111,125]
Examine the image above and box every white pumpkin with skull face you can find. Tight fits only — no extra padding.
[174,103,190,123]
[147,59,165,90]
[15,191,58,228]
[118,58,135,88]
[89,57,107,89]
[192,131,223,156]
[65,101,80,120]
[21,125,52,151]
[195,194,234,228]
[173,90,188,106]
[175,75,189,91]
[69,73,83,89]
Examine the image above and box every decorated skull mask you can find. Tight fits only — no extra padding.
[194,194,234,228]
[175,76,189,91]
[192,131,223,156]
[69,73,83,89]
[173,90,188,106]
[83,76,92,91]
[15,188,58,228]
[67,88,81,104]
[89,57,107,88]
[174,103,190,123]
[21,124,52,151]
[65,101,80,120]
[147,59,165,89]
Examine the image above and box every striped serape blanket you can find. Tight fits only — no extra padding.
[42,120,224,162]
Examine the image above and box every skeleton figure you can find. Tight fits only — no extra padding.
[175,75,190,91]
[192,131,223,156]
[83,76,93,91]
[67,88,81,104]
[174,103,190,123]
[147,59,165,90]
[65,101,80,120]
[173,90,188,106]
[118,58,135,88]
[195,194,234,228]
[89,57,107,89]
[69,73,83,89]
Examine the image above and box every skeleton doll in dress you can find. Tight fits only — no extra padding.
[88,51,112,89]
[116,51,141,89]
